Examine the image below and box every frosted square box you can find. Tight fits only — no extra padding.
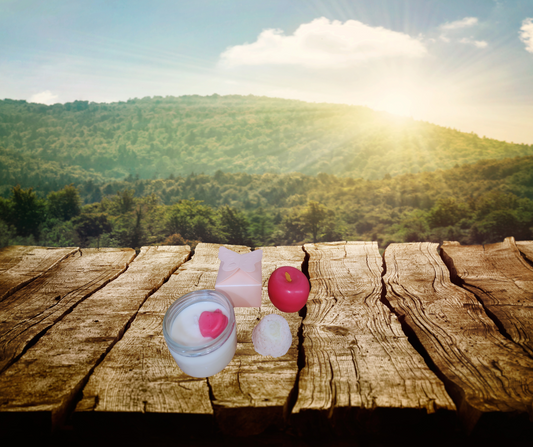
[215,246,263,307]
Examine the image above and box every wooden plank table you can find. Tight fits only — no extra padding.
[384,242,533,438]
[0,241,532,446]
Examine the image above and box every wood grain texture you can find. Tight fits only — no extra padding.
[0,246,77,302]
[441,237,533,357]
[517,240,533,264]
[209,245,303,436]
[293,242,454,431]
[0,245,189,434]
[0,248,134,374]
[0,246,43,273]
[76,243,303,437]
[383,242,533,431]
[75,243,216,422]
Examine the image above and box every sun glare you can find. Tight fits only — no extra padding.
[369,81,419,117]
[365,78,446,121]
[375,92,414,117]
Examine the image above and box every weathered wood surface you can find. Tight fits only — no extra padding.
[0,248,134,374]
[517,240,533,264]
[0,245,77,302]
[1,240,533,442]
[75,243,219,424]
[383,242,533,432]
[76,243,303,437]
[209,245,303,436]
[0,246,189,434]
[293,241,455,432]
[441,237,533,357]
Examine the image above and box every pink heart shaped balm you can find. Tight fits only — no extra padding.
[199,309,228,339]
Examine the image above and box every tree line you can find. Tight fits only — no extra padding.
[2,155,532,250]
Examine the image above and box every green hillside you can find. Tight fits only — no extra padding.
[2,155,532,250]
[1,95,532,198]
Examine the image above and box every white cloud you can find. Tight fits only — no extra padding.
[520,18,533,53]
[220,17,427,69]
[29,90,58,105]
[441,17,478,30]
[459,38,488,48]
[438,17,486,48]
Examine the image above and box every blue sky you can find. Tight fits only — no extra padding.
[1,0,533,144]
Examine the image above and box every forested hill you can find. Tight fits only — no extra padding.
[1,154,533,250]
[1,95,532,196]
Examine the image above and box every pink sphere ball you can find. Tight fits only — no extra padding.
[268,266,310,313]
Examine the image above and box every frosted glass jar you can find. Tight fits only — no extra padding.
[163,289,237,378]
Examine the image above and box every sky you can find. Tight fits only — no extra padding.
[1,0,533,144]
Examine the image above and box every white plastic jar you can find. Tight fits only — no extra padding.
[163,289,237,378]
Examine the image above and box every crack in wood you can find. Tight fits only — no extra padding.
[284,313,306,421]
[441,239,533,360]
[327,356,336,419]
[384,242,533,433]
[0,246,192,435]
[0,249,136,375]
[0,247,79,304]
[71,249,190,415]
[237,360,254,405]
[6,242,533,440]
[294,241,454,437]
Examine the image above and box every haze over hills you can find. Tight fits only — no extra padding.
[1,95,532,197]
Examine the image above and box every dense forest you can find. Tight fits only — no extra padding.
[1,155,532,250]
[1,95,533,201]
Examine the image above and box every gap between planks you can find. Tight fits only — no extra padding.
[0,245,190,436]
[383,241,533,435]
[75,244,306,437]
[293,241,455,439]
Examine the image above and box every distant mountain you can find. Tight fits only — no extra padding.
[1,94,532,196]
